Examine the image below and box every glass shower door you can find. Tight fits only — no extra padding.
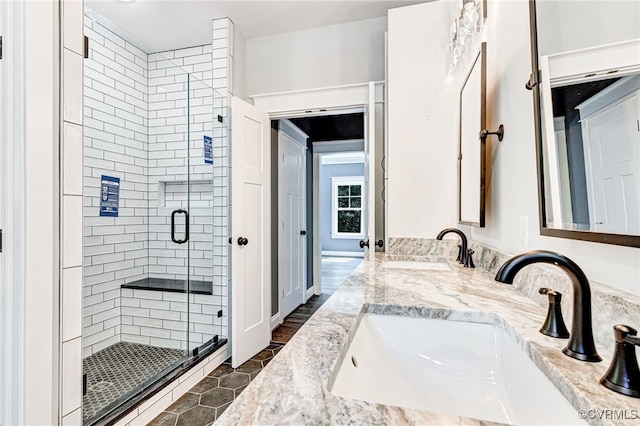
[81,10,226,425]
[185,73,224,356]
[147,59,193,361]
[81,26,191,423]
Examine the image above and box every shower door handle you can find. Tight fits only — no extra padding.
[171,209,189,244]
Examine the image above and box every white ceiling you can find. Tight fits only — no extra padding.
[85,0,427,53]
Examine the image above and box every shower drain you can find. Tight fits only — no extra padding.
[89,381,114,392]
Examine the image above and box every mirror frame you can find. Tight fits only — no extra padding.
[458,42,487,228]
[528,0,640,248]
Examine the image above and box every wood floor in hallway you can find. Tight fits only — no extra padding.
[321,256,363,295]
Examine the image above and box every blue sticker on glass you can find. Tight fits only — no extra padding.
[204,135,213,164]
[99,175,120,217]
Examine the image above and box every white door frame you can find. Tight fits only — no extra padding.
[252,82,384,305]
[0,2,27,424]
[277,120,308,321]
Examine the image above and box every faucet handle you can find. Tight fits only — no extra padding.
[456,244,464,263]
[600,325,640,398]
[463,249,475,268]
[538,288,570,338]
[612,324,640,346]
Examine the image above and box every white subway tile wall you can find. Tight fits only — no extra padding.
[120,289,221,351]
[83,15,228,355]
[147,45,214,284]
[83,15,149,356]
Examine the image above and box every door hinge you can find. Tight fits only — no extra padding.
[525,70,541,90]
[1,36,3,60]
[0,229,3,252]
[83,35,89,59]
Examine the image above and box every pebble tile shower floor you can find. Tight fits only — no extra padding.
[83,342,184,423]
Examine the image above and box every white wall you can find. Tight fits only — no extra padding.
[472,0,640,295]
[24,2,59,423]
[537,0,640,56]
[387,1,459,239]
[246,17,387,95]
[387,0,640,296]
[233,23,247,100]
[19,0,85,423]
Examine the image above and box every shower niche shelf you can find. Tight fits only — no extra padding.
[157,179,214,208]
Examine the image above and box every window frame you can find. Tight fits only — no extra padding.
[331,176,365,239]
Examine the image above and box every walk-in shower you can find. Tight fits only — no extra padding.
[82,10,228,424]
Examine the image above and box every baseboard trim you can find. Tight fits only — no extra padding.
[322,250,365,258]
[271,312,281,330]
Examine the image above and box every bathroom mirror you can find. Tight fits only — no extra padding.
[530,0,640,247]
[459,42,486,227]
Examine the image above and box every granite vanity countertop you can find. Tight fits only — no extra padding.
[216,254,638,426]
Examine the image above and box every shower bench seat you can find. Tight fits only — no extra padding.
[121,277,213,295]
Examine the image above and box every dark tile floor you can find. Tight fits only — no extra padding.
[149,294,330,425]
[148,344,283,426]
[149,257,360,425]
[271,293,329,344]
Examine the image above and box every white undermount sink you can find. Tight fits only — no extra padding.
[381,260,452,271]
[330,314,585,425]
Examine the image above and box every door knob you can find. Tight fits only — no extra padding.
[300,230,307,236]
[237,237,248,246]
[359,240,369,248]
[375,239,384,248]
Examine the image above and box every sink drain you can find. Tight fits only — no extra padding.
[351,355,358,368]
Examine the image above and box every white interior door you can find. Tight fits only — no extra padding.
[583,93,639,233]
[231,97,271,368]
[362,82,376,256]
[279,130,306,318]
